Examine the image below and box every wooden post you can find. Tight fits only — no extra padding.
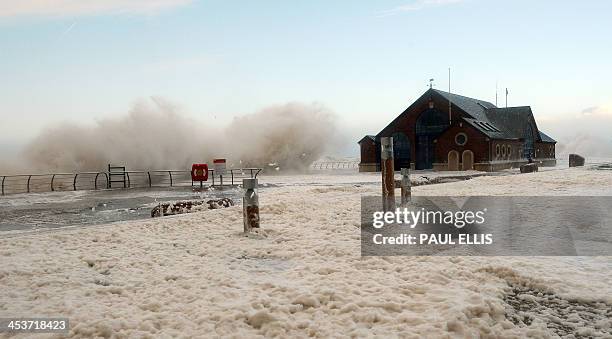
[381,137,395,211]
[401,168,411,206]
[243,178,260,232]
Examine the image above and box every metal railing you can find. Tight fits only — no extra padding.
[1,168,262,196]
[209,168,262,186]
[1,172,109,195]
[310,161,359,170]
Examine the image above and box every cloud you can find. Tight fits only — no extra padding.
[378,0,463,17]
[581,105,612,117]
[0,0,192,19]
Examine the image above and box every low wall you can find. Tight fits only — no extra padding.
[536,158,557,167]
[435,160,527,172]
[359,163,379,172]
[362,157,557,173]
[359,162,415,172]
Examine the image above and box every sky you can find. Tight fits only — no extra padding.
[1,0,611,154]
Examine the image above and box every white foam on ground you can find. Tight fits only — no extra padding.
[0,167,611,337]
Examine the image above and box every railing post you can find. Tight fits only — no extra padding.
[126,173,131,188]
[231,170,234,186]
[51,174,56,192]
[400,168,411,206]
[27,175,32,193]
[148,172,152,187]
[1,176,5,195]
[169,171,173,187]
[73,174,79,191]
[243,178,260,233]
[94,173,99,190]
[381,137,395,211]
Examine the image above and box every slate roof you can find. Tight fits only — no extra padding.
[433,89,496,122]
[367,88,556,144]
[539,131,556,143]
[358,135,376,144]
[485,106,536,140]
[432,89,555,143]
[462,117,511,140]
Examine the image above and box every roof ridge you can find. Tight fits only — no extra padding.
[432,89,496,106]
[487,106,531,110]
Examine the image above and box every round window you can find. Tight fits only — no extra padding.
[502,144,507,156]
[496,144,500,157]
[455,133,467,146]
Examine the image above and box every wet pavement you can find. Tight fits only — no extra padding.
[0,186,244,234]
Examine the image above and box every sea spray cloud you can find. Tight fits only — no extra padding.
[18,97,340,172]
[226,102,338,171]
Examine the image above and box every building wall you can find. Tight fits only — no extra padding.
[359,139,377,164]
[377,94,465,162]
[359,138,380,172]
[534,142,555,159]
[491,139,524,162]
[434,122,491,164]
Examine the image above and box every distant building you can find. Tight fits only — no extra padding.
[359,88,556,172]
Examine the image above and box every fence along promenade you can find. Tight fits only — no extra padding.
[310,161,359,170]
[0,168,262,195]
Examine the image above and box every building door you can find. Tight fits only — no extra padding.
[415,107,449,170]
[462,150,474,170]
[392,132,411,171]
[416,135,434,169]
[448,151,459,171]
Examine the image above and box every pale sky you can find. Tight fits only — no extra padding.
[1,0,611,152]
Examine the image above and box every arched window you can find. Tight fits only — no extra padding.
[416,108,449,135]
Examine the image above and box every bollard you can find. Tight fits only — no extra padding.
[400,168,411,206]
[381,137,395,211]
[243,178,260,233]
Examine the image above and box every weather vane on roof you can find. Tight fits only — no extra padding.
[429,78,435,89]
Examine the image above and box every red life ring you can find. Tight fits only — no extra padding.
[191,164,209,181]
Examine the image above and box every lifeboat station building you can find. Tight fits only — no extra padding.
[358,88,556,172]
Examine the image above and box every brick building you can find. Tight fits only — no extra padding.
[358,88,556,172]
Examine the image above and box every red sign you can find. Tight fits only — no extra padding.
[191,164,209,181]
